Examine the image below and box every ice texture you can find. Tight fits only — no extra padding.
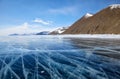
[0,36,120,79]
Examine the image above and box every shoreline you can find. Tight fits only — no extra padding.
[0,34,120,39]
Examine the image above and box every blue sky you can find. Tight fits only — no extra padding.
[0,0,120,35]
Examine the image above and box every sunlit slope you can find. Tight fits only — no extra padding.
[63,4,120,34]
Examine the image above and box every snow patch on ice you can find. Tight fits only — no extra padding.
[41,71,45,73]
[109,4,120,9]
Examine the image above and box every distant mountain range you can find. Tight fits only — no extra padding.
[63,4,120,34]
[9,31,50,36]
[9,33,34,36]
[9,27,67,36]
[36,31,50,35]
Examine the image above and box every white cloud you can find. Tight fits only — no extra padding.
[0,22,54,36]
[0,22,41,36]
[33,18,52,25]
[48,6,77,14]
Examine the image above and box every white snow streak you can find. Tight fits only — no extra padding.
[110,4,120,9]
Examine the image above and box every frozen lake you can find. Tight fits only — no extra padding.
[0,35,120,79]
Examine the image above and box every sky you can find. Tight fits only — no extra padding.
[0,0,120,35]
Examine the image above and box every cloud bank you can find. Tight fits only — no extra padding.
[33,18,52,25]
[0,22,41,36]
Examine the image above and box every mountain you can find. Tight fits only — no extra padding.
[9,33,34,36]
[9,33,20,36]
[50,27,68,35]
[63,4,120,34]
[36,31,50,35]
[9,31,50,36]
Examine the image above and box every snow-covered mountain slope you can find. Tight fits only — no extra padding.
[50,27,68,35]
[110,4,120,9]
[84,13,93,18]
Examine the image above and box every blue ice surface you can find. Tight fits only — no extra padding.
[0,35,120,79]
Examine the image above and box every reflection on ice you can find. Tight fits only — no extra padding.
[0,36,120,79]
